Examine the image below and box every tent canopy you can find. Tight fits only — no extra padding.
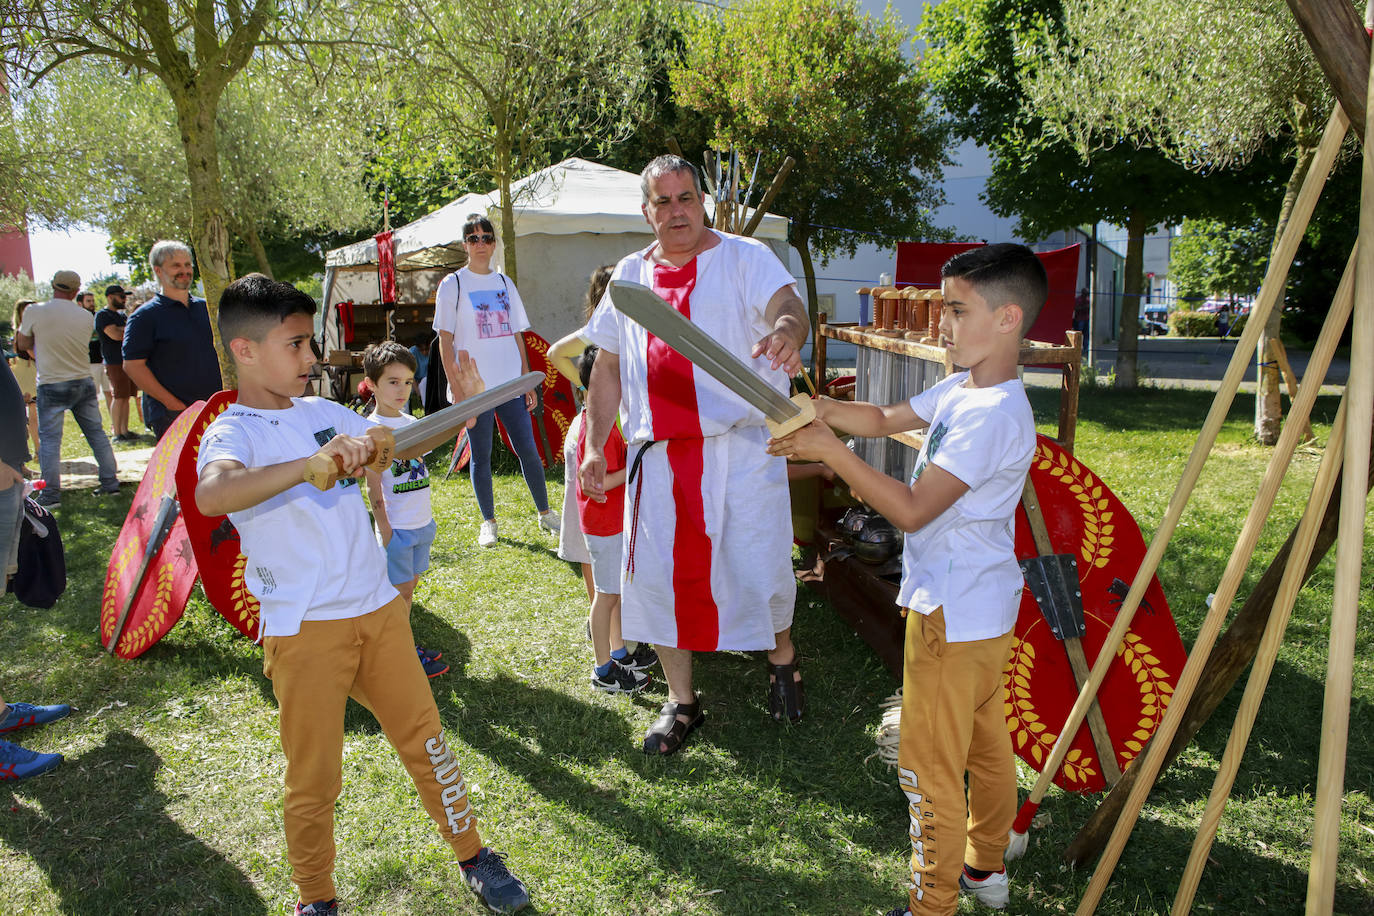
[325,157,789,272]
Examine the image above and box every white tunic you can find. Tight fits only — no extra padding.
[584,231,800,651]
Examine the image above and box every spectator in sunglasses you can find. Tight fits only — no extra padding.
[434,214,560,547]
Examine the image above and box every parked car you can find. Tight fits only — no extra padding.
[1142,305,1169,336]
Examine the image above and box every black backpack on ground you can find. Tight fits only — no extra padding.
[7,496,66,609]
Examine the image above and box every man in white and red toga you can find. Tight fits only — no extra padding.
[579,155,810,756]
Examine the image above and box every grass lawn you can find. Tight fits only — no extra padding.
[3,385,1373,915]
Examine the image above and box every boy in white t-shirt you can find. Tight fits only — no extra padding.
[768,244,1044,916]
[195,275,529,916]
[360,341,447,678]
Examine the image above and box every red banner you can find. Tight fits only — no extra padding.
[376,229,397,306]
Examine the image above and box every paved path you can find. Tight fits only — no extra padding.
[57,445,155,490]
[1026,337,1348,393]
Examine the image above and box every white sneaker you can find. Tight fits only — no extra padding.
[958,866,1009,909]
[478,519,498,547]
[537,510,561,535]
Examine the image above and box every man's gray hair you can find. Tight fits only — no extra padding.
[148,239,193,272]
[640,155,703,204]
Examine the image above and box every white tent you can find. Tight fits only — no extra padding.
[321,157,790,360]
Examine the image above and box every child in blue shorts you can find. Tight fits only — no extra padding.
[362,342,448,677]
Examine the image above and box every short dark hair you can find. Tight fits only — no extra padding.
[363,340,417,382]
[463,212,494,239]
[941,243,1048,333]
[579,344,598,390]
[218,273,317,349]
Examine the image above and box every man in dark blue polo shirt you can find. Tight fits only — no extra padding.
[122,240,222,439]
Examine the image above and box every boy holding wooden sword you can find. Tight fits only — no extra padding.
[768,244,1046,915]
[195,274,532,915]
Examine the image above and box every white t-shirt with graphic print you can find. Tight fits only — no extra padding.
[196,397,399,638]
[369,410,433,532]
[896,371,1035,642]
[432,266,531,399]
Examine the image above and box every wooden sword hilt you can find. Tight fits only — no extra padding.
[765,393,818,438]
[302,425,396,491]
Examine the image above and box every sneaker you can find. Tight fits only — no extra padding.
[537,510,560,535]
[93,485,121,497]
[623,643,659,672]
[590,660,650,695]
[417,644,443,662]
[417,646,450,678]
[294,900,338,916]
[0,701,71,735]
[478,519,499,548]
[959,865,1010,909]
[462,847,530,913]
[33,493,59,509]
[0,740,62,781]
[883,908,911,916]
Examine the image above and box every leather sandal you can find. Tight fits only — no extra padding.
[768,660,805,723]
[642,695,705,756]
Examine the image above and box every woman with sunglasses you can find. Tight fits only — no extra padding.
[434,213,560,547]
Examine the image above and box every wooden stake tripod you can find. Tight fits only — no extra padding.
[1063,7,1374,909]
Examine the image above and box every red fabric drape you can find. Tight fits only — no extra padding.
[894,242,1080,343]
[336,300,355,345]
[375,230,397,307]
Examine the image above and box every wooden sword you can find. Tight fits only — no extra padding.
[302,371,544,490]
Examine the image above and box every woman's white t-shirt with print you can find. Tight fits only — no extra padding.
[432,267,531,399]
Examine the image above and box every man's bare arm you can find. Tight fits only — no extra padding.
[753,284,809,374]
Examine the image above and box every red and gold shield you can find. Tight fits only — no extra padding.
[173,390,261,641]
[507,331,577,467]
[1005,436,1186,793]
[99,405,202,658]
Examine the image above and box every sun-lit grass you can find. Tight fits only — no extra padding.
[2,385,1371,914]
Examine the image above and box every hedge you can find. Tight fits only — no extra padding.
[1169,310,1218,337]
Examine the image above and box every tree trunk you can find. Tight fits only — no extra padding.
[791,221,819,368]
[1064,418,1374,865]
[244,223,274,279]
[496,133,518,285]
[1113,209,1147,388]
[1256,141,1317,444]
[177,90,236,387]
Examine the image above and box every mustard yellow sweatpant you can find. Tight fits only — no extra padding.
[898,607,1017,914]
[263,595,483,902]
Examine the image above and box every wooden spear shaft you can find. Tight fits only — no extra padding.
[1171,251,1356,914]
[1007,102,1350,860]
[1074,100,1350,916]
[1305,38,1374,913]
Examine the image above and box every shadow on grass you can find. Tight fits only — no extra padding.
[433,595,904,909]
[0,731,266,915]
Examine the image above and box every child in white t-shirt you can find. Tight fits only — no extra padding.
[769,244,1045,916]
[195,274,529,916]
[361,341,447,679]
